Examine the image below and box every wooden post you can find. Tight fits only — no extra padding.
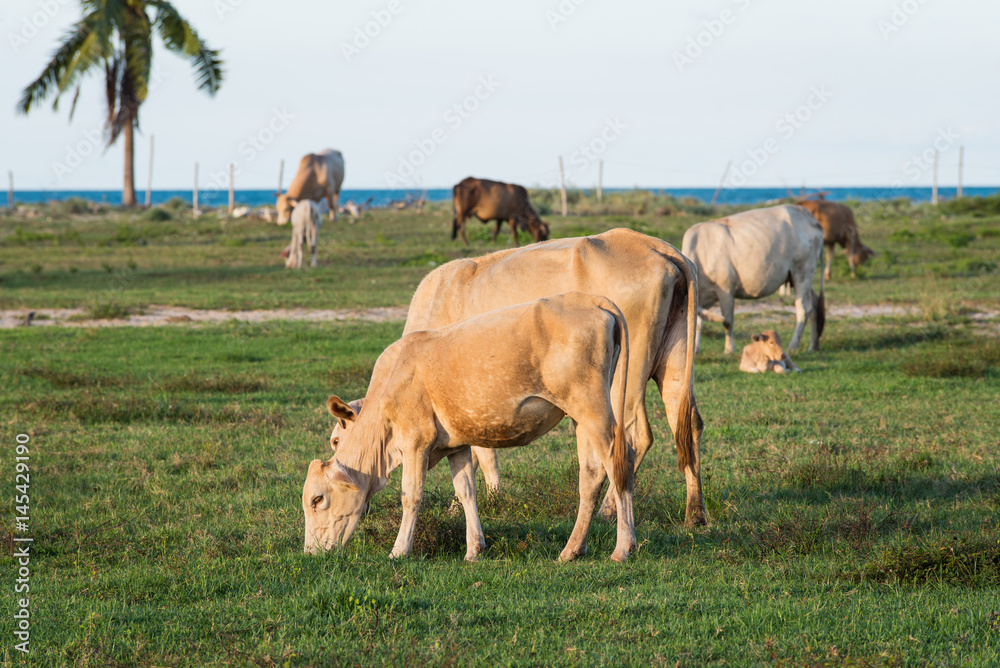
[228,163,235,216]
[931,149,938,205]
[145,135,154,208]
[7,171,13,211]
[711,160,732,206]
[193,162,200,216]
[558,156,567,217]
[597,160,603,203]
[277,159,284,195]
[957,146,964,199]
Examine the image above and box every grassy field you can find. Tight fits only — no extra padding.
[1,192,999,666]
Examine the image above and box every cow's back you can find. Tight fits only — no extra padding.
[405,228,685,363]
[800,200,854,245]
[289,149,344,199]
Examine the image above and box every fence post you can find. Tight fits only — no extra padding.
[7,171,12,211]
[711,160,732,206]
[957,146,964,199]
[931,149,938,205]
[228,163,235,216]
[278,158,284,195]
[193,163,200,217]
[558,156,567,216]
[145,135,154,208]
[597,160,603,203]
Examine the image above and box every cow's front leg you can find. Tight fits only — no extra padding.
[825,244,834,280]
[509,218,520,247]
[390,447,429,559]
[448,448,486,561]
[491,219,502,243]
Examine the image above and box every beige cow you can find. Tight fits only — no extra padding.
[304,293,637,563]
[285,200,322,269]
[682,204,825,355]
[329,228,707,526]
[739,330,801,374]
[277,149,345,223]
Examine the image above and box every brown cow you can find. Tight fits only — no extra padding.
[277,149,345,224]
[797,199,875,279]
[451,177,549,247]
[739,330,801,374]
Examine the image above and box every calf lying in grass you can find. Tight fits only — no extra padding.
[740,330,801,374]
[302,292,637,562]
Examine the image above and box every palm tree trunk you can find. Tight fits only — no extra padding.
[121,112,137,207]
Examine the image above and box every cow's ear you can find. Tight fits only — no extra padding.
[325,460,359,491]
[760,333,770,342]
[752,334,762,342]
[328,395,358,422]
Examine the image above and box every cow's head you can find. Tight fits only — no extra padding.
[522,207,550,243]
[276,194,298,225]
[303,395,387,554]
[751,330,789,371]
[850,243,876,268]
[302,458,368,554]
[329,397,364,452]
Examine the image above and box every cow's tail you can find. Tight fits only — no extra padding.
[813,247,826,339]
[673,254,700,474]
[606,302,630,494]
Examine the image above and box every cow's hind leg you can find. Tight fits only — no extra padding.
[718,291,737,354]
[787,280,813,351]
[653,332,707,526]
[509,217,520,247]
[448,448,486,562]
[471,446,502,497]
[597,397,651,523]
[825,244,834,280]
[563,420,635,563]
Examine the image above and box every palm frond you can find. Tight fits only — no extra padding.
[149,0,224,95]
[17,23,92,113]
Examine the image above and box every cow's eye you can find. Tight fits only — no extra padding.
[331,437,339,448]
[311,495,323,508]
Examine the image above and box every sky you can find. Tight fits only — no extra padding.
[2,0,998,192]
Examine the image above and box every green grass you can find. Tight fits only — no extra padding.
[1,196,999,665]
[2,195,998,311]
[1,314,999,666]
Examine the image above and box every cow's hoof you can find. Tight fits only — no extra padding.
[558,546,583,563]
[610,549,630,563]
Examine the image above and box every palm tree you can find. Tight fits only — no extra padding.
[18,0,223,206]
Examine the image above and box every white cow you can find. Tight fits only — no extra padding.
[682,204,825,354]
[285,200,322,269]
[277,149,345,223]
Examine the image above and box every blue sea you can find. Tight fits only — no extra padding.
[8,186,999,208]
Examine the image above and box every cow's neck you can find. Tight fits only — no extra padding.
[336,418,398,488]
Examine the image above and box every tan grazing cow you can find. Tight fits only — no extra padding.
[330,228,706,526]
[682,204,825,355]
[285,200,322,269]
[304,293,637,563]
[451,177,549,247]
[277,149,345,223]
[739,330,801,374]
[798,199,875,279]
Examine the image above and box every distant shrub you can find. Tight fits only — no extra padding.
[939,193,1000,217]
[901,340,1000,378]
[9,227,56,244]
[144,207,173,222]
[854,539,1000,586]
[164,197,189,211]
[52,197,92,215]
